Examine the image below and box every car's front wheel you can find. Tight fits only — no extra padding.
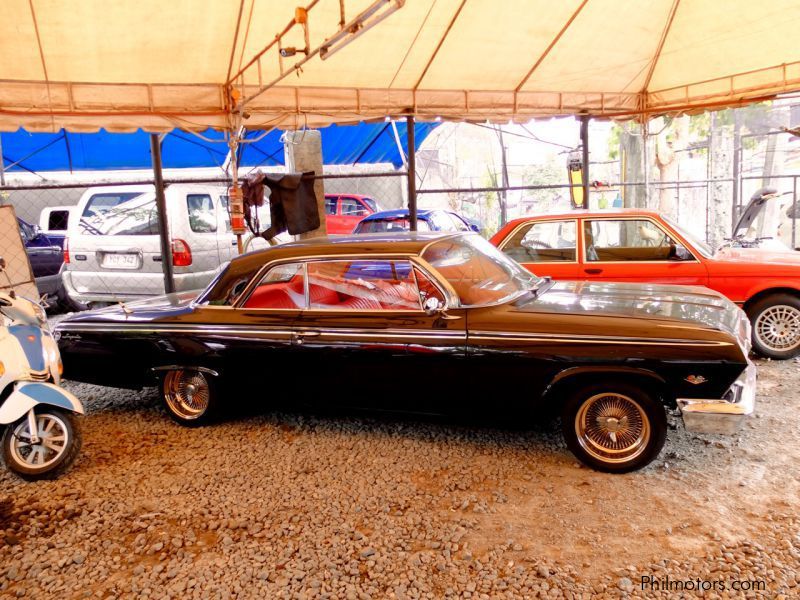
[561,382,667,473]
[161,369,218,426]
[747,293,800,359]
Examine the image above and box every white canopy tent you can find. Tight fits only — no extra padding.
[2,0,800,133]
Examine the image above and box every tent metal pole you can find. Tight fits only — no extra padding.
[580,114,590,209]
[150,134,175,294]
[0,135,5,186]
[406,115,417,231]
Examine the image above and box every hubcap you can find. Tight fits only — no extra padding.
[10,413,69,470]
[164,370,210,420]
[755,304,800,352]
[575,393,650,463]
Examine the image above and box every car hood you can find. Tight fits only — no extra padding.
[713,246,800,265]
[521,280,748,344]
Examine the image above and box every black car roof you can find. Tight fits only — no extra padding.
[198,231,468,305]
[235,231,464,269]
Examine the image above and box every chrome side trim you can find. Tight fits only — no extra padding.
[54,322,465,340]
[151,365,220,377]
[470,330,734,347]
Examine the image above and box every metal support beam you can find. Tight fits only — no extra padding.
[0,134,5,186]
[580,114,590,209]
[406,115,417,231]
[150,134,175,294]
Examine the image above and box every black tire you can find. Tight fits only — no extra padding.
[561,381,667,473]
[1,408,82,481]
[746,293,800,360]
[160,369,219,427]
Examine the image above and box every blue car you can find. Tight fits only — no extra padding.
[352,208,480,234]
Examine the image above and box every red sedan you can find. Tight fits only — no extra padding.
[491,209,800,359]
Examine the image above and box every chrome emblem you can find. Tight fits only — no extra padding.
[685,375,707,385]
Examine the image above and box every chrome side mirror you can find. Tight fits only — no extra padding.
[423,295,444,316]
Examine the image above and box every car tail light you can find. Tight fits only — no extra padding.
[63,237,70,264]
[172,239,192,267]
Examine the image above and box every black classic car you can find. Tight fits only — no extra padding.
[55,232,756,472]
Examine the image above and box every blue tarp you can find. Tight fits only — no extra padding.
[0,122,437,173]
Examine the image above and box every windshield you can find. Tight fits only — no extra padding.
[80,192,158,236]
[661,216,713,258]
[421,234,542,307]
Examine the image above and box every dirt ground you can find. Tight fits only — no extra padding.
[0,358,798,599]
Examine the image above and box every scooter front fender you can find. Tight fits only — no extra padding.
[0,382,84,425]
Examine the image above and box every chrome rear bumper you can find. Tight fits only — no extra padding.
[678,361,756,435]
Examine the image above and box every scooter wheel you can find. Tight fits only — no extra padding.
[1,408,82,481]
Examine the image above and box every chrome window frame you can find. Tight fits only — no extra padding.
[231,253,457,314]
[496,218,579,264]
[580,216,700,264]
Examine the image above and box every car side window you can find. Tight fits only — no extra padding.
[187,194,217,233]
[219,195,232,232]
[503,220,577,262]
[306,259,421,310]
[428,212,455,231]
[242,263,307,309]
[324,196,338,215]
[340,198,369,217]
[414,268,445,306]
[584,219,694,262]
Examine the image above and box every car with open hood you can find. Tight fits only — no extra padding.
[54,232,755,473]
[491,208,800,359]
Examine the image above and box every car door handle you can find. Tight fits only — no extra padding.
[584,268,603,274]
[231,240,238,246]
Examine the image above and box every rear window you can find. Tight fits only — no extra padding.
[187,194,217,233]
[354,218,431,234]
[47,210,70,231]
[80,192,158,236]
[361,197,378,212]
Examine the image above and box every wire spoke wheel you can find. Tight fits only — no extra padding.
[755,304,800,352]
[574,393,650,464]
[9,412,70,471]
[163,370,211,421]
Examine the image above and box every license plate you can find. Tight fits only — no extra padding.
[102,253,139,269]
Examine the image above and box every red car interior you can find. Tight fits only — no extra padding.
[242,272,419,310]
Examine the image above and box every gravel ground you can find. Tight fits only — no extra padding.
[1,358,799,599]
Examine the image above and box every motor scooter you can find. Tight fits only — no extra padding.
[0,257,83,480]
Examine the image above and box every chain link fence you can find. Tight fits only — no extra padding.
[0,171,406,313]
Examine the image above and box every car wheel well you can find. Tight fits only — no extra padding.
[743,288,800,313]
[543,371,672,410]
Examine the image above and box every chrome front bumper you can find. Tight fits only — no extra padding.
[678,361,756,435]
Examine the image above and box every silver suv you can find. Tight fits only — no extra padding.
[63,184,238,307]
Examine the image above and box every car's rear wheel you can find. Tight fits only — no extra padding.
[747,293,800,359]
[561,382,667,473]
[161,369,218,426]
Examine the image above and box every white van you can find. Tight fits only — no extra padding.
[63,184,239,307]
